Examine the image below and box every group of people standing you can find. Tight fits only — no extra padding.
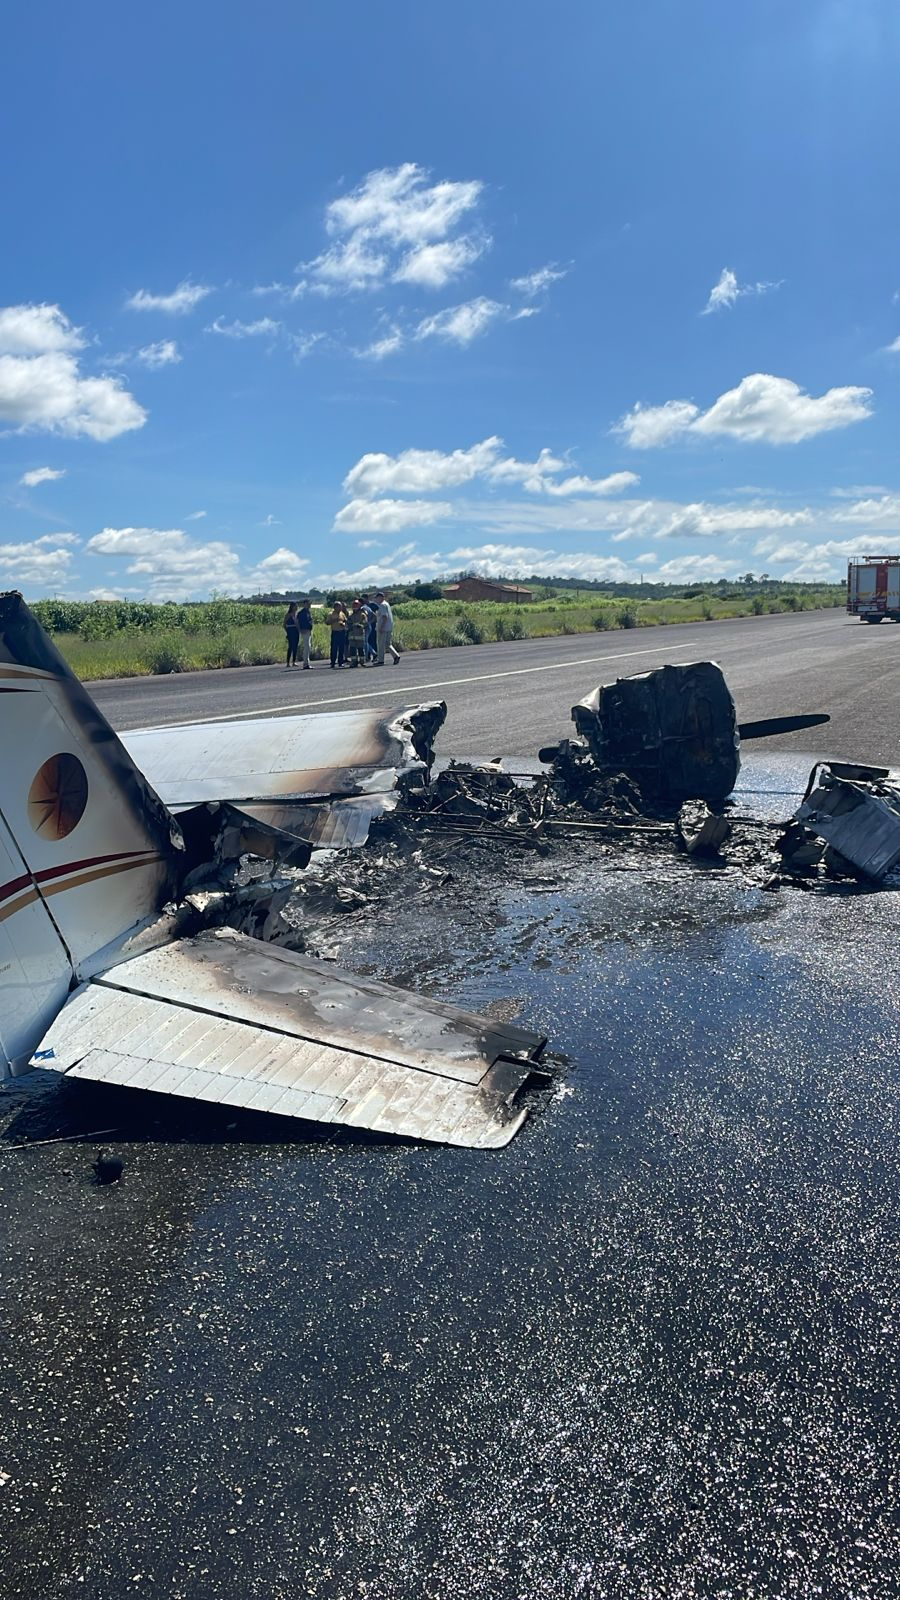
[282,593,400,670]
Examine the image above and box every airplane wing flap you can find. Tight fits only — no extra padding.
[85,927,546,1083]
[31,929,544,1149]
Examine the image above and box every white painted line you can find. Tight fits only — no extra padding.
[122,640,708,731]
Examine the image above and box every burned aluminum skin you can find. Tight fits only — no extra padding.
[121,702,447,807]
[33,928,547,1150]
[794,761,900,880]
[572,660,741,805]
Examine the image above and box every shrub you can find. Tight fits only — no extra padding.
[494,616,507,640]
[213,634,253,668]
[752,595,765,614]
[505,614,528,640]
[618,606,638,629]
[592,610,613,631]
[701,601,714,620]
[457,613,484,644]
[145,638,189,674]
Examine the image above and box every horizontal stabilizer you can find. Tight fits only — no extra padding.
[30,929,546,1149]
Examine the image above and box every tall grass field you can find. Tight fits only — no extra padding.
[29,585,846,681]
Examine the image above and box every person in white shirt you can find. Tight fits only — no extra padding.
[374,591,400,665]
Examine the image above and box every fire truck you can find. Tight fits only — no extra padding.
[846,556,900,622]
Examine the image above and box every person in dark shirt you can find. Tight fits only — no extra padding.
[283,602,301,668]
[296,599,314,668]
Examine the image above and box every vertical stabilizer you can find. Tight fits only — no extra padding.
[0,593,183,1070]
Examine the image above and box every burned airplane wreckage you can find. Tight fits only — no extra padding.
[0,593,547,1150]
[2,594,897,1153]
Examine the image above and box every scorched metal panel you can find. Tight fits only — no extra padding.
[121,705,444,805]
[30,929,546,1149]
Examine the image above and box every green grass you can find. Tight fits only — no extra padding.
[47,586,845,680]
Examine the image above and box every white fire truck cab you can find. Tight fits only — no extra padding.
[846,556,900,622]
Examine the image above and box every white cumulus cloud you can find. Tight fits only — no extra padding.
[333,497,453,534]
[126,281,212,315]
[85,526,242,598]
[345,437,502,498]
[344,438,637,501]
[328,164,482,244]
[0,353,146,441]
[616,399,701,449]
[247,547,310,589]
[536,471,640,498]
[0,304,85,355]
[645,503,812,540]
[394,237,487,289]
[616,374,873,448]
[19,465,66,487]
[445,544,641,582]
[841,494,900,526]
[312,541,447,589]
[298,163,485,296]
[0,532,78,590]
[750,536,883,579]
[487,449,567,484]
[0,303,146,441]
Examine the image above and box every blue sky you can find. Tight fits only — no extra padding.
[3,0,900,600]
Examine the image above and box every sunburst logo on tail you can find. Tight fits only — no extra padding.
[28,754,89,840]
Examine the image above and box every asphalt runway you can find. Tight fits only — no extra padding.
[90,608,900,768]
[3,621,900,1597]
[2,753,899,1598]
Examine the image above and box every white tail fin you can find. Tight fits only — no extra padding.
[0,592,183,1072]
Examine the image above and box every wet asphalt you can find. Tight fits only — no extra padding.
[1,754,900,1598]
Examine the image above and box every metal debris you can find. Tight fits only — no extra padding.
[791,762,900,882]
[570,661,741,805]
[233,793,397,852]
[677,801,732,857]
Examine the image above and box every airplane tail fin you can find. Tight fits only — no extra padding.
[0,593,183,1069]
